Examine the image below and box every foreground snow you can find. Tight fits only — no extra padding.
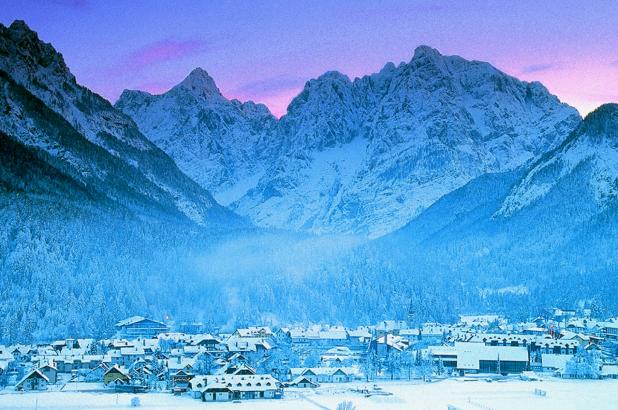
[1,378,617,410]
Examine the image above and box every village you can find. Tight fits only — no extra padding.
[1,307,618,408]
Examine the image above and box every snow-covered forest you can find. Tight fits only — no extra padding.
[1,19,618,345]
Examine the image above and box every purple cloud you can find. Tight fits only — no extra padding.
[611,60,618,68]
[520,63,559,74]
[108,38,207,77]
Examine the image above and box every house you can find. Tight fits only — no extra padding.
[455,342,528,374]
[459,315,501,328]
[190,334,222,351]
[370,334,410,355]
[374,320,408,335]
[287,375,319,388]
[540,354,572,373]
[290,368,318,384]
[318,327,348,347]
[532,317,546,328]
[172,368,193,391]
[551,308,577,322]
[118,346,145,366]
[522,326,547,336]
[289,367,358,383]
[601,364,618,379]
[191,374,281,401]
[233,327,274,341]
[347,327,371,348]
[15,369,49,391]
[115,316,169,339]
[165,357,195,376]
[226,337,272,353]
[601,322,618,340]
[38,362,58,384]
[321,346,358,364]
[103,365,131,385]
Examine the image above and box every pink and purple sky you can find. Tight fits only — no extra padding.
[2,0,617,117]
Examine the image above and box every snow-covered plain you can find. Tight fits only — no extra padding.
[1,379,617,410]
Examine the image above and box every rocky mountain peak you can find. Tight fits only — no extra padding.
[118,44,582,237]
[578,103,618,141]
[412,45,443,60]
[0,20,73,82]
[173,67,221,96]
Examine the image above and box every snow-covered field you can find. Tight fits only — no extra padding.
[1,379,617,410]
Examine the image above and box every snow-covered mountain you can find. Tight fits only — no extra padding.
[120,45,580,237]
[235,46,580,236]
[0,20,241,228]
[116,69,278,205]
[499,103,618,217]
[373,105,618,315]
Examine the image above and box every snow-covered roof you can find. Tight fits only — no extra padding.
[234,327,273,338]
[289,375,319,386]
[115,316,167,327]
[428,346,458,356]
[601,364,618,376]
[347,327,371,338]
[376,334,409,351]
[194,374,279,392]
[319,330,347,340]
[104,364,130,376]
[165,357,196,371]
[455,342,528,370]
[190,334,220,345]
[225,337,272,352]
[16,369,49,387]
[120,346,145,356]
[290,367,359,377]
[324,346,354,355]
[541,354,571,370]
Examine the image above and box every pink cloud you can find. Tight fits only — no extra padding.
[253,88,304,118]
[227,75,306,117]
[107,39,207,77]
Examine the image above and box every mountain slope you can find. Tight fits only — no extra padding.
[231,46,580,236]
[368,106,618,318]
[499,103,618,217]
[0,20,241,228]
[118,46,580,237]
[116,69,278,205]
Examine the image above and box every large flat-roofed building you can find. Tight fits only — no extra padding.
[455,342,528,374]
[115,316,169,339]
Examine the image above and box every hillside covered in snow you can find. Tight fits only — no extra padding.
[1,20,617,343]
[119,46,580,236]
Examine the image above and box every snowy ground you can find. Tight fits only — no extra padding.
[1,378,617,410]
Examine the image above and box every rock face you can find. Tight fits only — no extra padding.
[116,68,278,206]
[0,20,242,228]
[119,45,580,237]
[238,46,580,236]
[499,103,618,217]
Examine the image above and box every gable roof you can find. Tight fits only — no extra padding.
[104,364,130,377]
[289,375,319,387]
[16,369,49,387]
